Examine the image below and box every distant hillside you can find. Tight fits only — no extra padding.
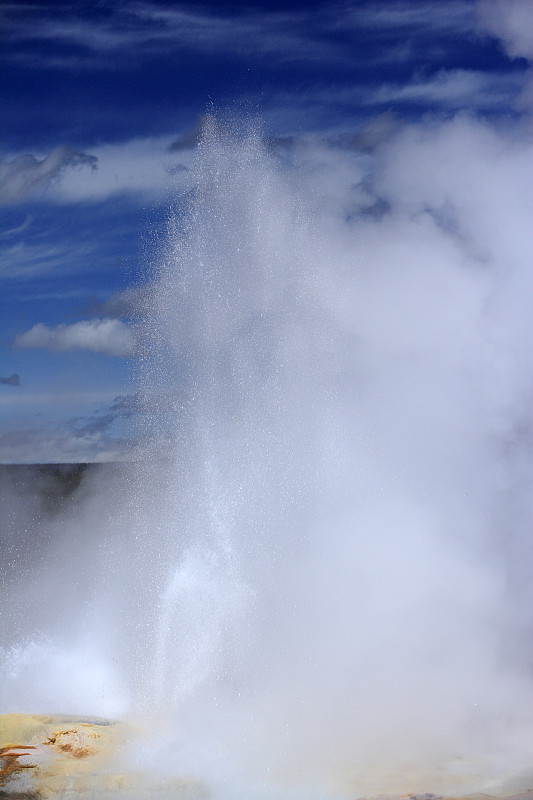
[0,463,128,587]
[1,463,95,510]
[0,463,126,523]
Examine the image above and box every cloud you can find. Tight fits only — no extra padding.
[349,0,475,34]
[128,3,344,64]
[0,214,34,239]
[0,373,20,386]
[0,426,124,465]
[56,136,190,202]
[0,136,192,206]
[1,3,346,68]
[263,64,528,136]
[0,392,141,463]
[0,147,97,206]
[13,319,137,357]
[372,68,525,109]
[1,0,480,73]
[0,239,98,281]
[477,0,533,60]
[74,394,143,436]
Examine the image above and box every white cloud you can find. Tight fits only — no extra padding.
[0,390,118,408]
[477,0,533,60]
[13,319,137,357]
[372,68,525,108]
[0,136,191,205]
[349,0,476,35]
[130,4,337,62]
[0,147,97,205]
[0,214,34,238]
[263,65,527,135]
[0,426,125,464]
[0,239,97,280]
[2,0,481,73]
[2,3,348,68]
[0,392,139,463]
[56,135,191,202]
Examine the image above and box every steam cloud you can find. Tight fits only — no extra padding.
[1,112,532,799]
[477,0,533,59]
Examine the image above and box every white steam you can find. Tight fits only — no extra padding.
[1,115,532,798]
[477,0,533,60]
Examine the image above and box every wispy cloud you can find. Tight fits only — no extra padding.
[0,239,97,280]
[263,65,527,134]
[1,2,345,68]
[73,393,143,435]
[56,136,190,202]
[0,391,140,462]
[371,68,526,109]
[1,0,480,72]
[347,0,475,35]
[0,214,34,238]
[0,425,124,464]
[0,136,190,206]
[0,147,97,206]
[13,319,137,357]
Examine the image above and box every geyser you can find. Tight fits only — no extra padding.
[1,116,533,798]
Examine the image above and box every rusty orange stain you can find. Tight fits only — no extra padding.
[0,744,37,784]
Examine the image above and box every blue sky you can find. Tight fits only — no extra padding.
[1,0,532,463]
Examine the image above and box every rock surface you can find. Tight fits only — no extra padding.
[1,714,532,799]
[0,714,206,798]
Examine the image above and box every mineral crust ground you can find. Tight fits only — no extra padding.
[1,713,532,800]
[0,714,206,798]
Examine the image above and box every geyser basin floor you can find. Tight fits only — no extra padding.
[1,714,533,800]
[0,714,207,799]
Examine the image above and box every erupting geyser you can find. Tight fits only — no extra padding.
[1,116,533,799]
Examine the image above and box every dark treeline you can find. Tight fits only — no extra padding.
[1,463,94,513]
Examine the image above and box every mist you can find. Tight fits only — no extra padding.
[1,114,532,798]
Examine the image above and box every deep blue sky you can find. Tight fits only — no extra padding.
[1,0,531,462]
